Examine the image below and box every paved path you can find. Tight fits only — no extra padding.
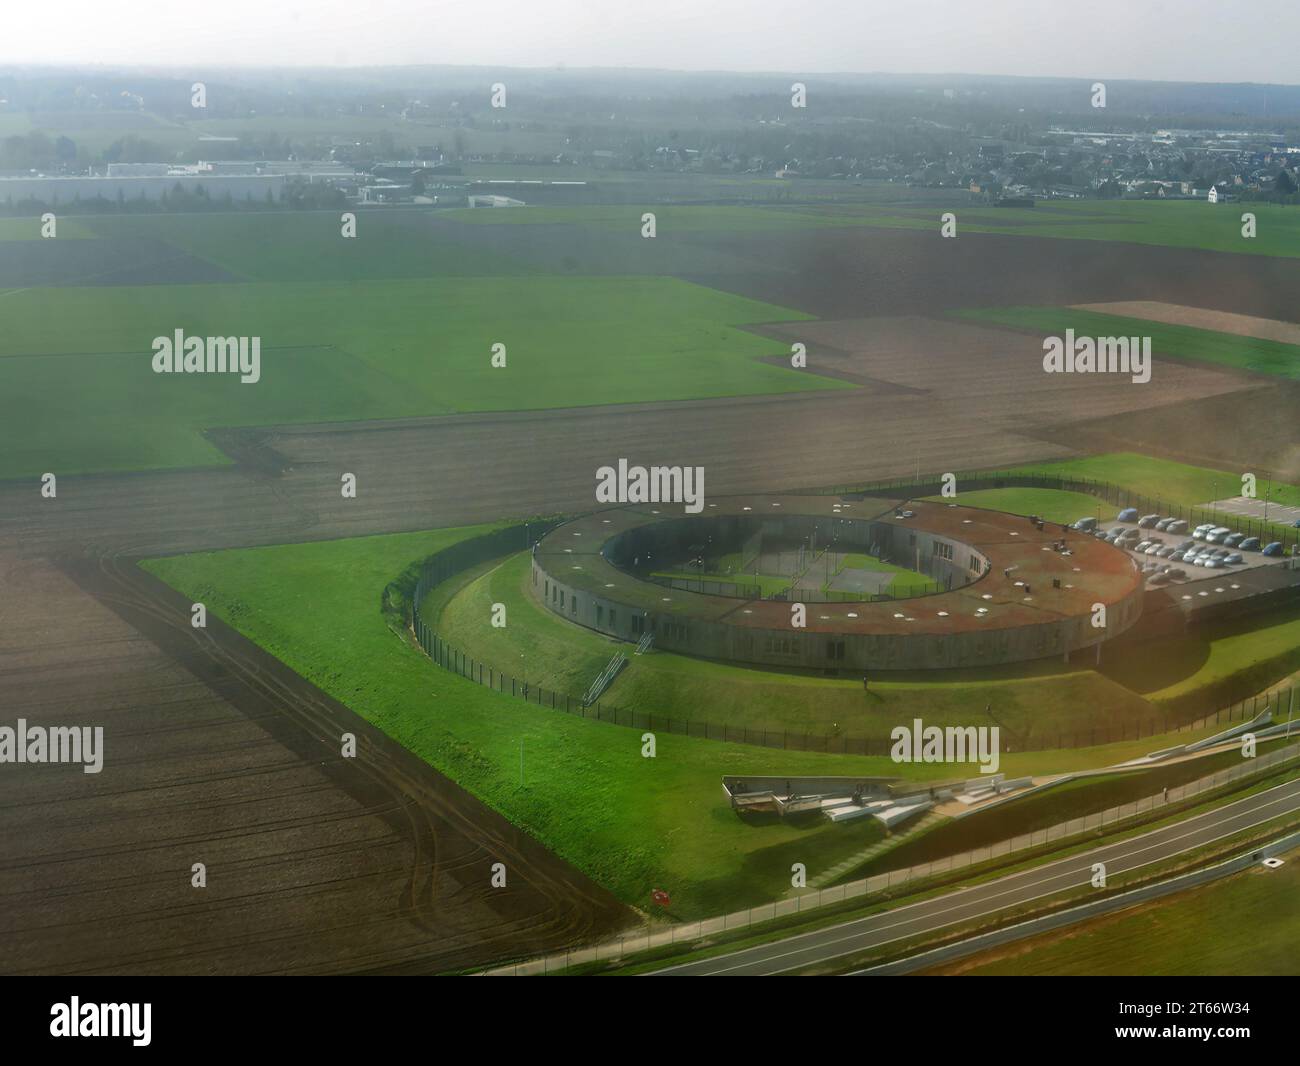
[1205,496,1300,527]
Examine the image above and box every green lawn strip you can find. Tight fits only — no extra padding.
[1003,451,1300,511]
[920,487,1112,526]
[435,550,1160,742]
[947,843,1300,975]
[833,199,1300,259]
[441,204,874,231]
[956,305,1300,380]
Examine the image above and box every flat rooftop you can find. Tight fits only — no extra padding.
[535,494,1143,637]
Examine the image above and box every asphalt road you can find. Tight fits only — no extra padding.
[651,776,1300,975]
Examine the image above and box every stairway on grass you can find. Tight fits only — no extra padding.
[806,810,946,891]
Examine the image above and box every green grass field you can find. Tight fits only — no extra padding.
[921,487,1111,526]
[0,274,834,477]
[85,210,530,281]
[1006,452,1300,510]
[442,200,1300,259]
[142,524,1231,920]
[957,305,1300,380]
[946,844,1300,975]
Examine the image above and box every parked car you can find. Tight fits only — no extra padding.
[1263,542,1284,557]
[1174,539,1195,552]
[1224,552,1243,565]
[1204,558,1224,569]
[1240,537,1262,552]
[1206,526,1233,544]
[1117,507,1138,522]
[1166,519,1189,534]
[1073,516,1098,532]
[1193,523,1215,538]
[1165,567,1187,580]
[1223,532,1244,548]
[1156,545,1177,558]
[1144,543,1164,555]
[1138,514,1162,529]
[1105,527,1126,542]
[1135,539,1154,553]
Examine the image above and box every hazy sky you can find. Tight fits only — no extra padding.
[6,0,1298,84]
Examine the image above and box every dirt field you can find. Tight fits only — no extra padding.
[0,550,627,975]
[1074,301,1300,346]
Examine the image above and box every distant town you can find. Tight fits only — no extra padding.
[2,68,1298,212]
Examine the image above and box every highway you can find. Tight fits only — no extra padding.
[652,776,1300,975]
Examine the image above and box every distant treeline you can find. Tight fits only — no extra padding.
[0,178,349,216]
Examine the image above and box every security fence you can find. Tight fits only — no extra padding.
[409,525,1299,754]
[484,737,1300,975]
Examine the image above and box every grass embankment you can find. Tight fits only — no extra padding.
[146,525,1237,921]
[436,550,1157,743]
[847,741,1291,880]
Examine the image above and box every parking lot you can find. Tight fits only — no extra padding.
[1087,509,1294,590]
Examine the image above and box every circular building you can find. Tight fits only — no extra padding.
[530,494,1144,671]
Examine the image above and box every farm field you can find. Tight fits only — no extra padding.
[958,305,1300,380]
[932,845,1300,976]
[0,274,829,477]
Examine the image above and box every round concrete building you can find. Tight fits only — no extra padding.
[530,494,1144,671]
